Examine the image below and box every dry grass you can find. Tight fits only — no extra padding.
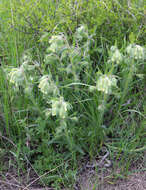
[79,155,146,190]
[0,152,145,190]
[79,171,146,190]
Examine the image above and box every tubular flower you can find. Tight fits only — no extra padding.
[96,74,117,94]
[8,67,25,86]
[38,75,59,96]
[126,44,145,60]
[51,97,71,119]
[47,35,66,53]
[110,46,123,64]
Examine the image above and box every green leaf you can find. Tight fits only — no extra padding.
[129,32,135,43]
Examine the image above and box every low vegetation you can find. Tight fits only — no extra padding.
[0,0,145,189]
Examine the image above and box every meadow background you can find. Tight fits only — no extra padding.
[0,0,145,189]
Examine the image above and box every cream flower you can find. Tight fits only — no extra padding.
[51,97,71,119]
[126,44,145,60]
[48,35,66,53]
[96,74,117,94]
[38,75,59,96]
[110,46,123,64]
[8,67,25,86]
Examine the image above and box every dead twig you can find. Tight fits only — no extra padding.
[0,132,17,148]
[0,180,25,189]
[22,163,65,190]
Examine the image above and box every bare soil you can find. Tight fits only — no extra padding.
[78,151,146,190]
[0,153,145,190]
[79,167,146,190]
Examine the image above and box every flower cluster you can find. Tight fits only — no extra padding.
[38,76,71,121]
[109,46,123,64]
[38,75,59,96]
[8,52,38,94]
[43,25,91,82]
[8,67,25,87]
[6,26,145,141]
[96,74,117,94]
[51,97,71,119]
[126,44,145,60]
[89,74,118,95]
[47,35,67,54]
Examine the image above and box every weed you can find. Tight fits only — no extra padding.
[0,0,145,189]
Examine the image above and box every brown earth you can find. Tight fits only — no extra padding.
[0,153,145,190]
[0,168,145,190]
[79,168,146,190]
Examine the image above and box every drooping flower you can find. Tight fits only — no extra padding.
[8,67,25,86]
[109,46,123,64]
[47,35,66,53]
[126,44,145,60]
[51,97,71,119]
[96,74,117,94]
[38,75,59,96]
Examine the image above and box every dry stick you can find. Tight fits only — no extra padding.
[23,155,48,189]
[0,180,26,189]
[7,173,22,186]
[0,133,70,189]
[22,163,64,190]
[0,133,46,188]
[0,132,17,148]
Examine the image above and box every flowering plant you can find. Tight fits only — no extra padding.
[5,26,145,159]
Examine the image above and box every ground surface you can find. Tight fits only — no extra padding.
[0,152,145,190]
[79,167,146,190]
[0,168,145,190]
[1,170,145,190]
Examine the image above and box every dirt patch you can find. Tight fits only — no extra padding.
[79,170,146,190]
[78,155,146,190]
[0,153,145,190]
[1,170,145,190]
[0,171,146,190]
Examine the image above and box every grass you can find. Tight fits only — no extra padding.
[0,0,145,189]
